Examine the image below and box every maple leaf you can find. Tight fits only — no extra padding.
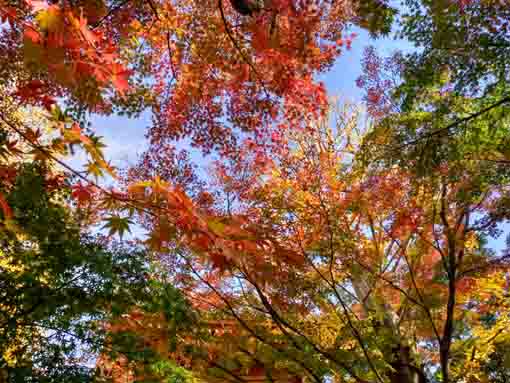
[102,215,133,239]
[66,122,92,145]
[207,218,227,236]
[23,26,41,44]
[85,134,107,152]
[76,14,98,44]
[82,135,117,179]
[71,182,94,205]
[85,161,105,180]
[0,138,22,160]
[145,216,176,252]
[48,138,67,156]
[0,6,17,25]
[127,181,152,199]
[109,63,131,94]
[36,6,62,32]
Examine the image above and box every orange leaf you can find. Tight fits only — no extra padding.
[71,182,93,205]
[127,181,150,198]
[24,27,41,43]
[0,193,12,219]
[109,63,131,94]
[70,122,92,145]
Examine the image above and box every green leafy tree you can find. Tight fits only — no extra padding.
[357,0,510,176]
[0,163,180,382]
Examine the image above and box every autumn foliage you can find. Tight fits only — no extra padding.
[1,0,510,382]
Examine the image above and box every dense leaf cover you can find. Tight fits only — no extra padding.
[0,0,509,383]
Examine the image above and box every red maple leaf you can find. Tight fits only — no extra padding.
[71,182,94,205]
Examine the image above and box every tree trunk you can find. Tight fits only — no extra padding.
[389,345,428,383]
[351,273,428,383]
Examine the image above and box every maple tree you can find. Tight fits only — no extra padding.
[0,0,508,382]
[0,85,188,382]
[0,0,396,154]
[0,159,155,380]
[396,0,510,103]
[357,0,510,176]
[352,4,510,373]
[96,103,508,383]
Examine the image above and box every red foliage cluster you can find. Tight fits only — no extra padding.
[356,46,404,119]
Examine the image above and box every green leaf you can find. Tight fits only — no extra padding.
[102,215,133,239]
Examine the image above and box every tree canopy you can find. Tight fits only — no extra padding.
[0,0,509,382]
